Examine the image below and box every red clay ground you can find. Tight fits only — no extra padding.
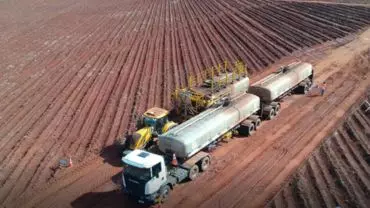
[9,27,370,208]
[268,93,370,208]
[0,0,370,207]
[283,0,370,5]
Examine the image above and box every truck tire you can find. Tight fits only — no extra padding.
[264,108,275,120]
[188,165,200,180]
[297,82,309,94]
[248,115,261,129]
[239,120,255,136]
[262,106,275,120]
[271,102,280,116]
[159,185,170,203]
[303,85,309,94]
[253,118,261,129]
[306,79,312,87]
[200,156,211,171]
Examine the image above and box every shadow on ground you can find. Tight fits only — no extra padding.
[71,189,151,208]
[99,142,126,167]
[71,170,152,208]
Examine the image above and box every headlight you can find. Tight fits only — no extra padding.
[122,173,126,187]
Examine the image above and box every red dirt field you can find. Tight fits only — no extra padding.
[268,94,370,208]
[0,0,370,207]
[8,26,370,208]
[283,0,370,6]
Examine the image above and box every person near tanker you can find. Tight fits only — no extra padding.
[320,81,327,96]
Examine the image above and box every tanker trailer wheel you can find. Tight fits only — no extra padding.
[262,106,275,120]
[239,120,255,136]
[303,84,310,95]
[265,108,275,120]
[274,105,280,115]
[248,123,255,136]
[188,165,200,180]
[306,79,312,87]
[248,115,261,129]
[200,156,211,171]
[159,185,170,203]
[297,82,309,94]
[254,118,261,129]
[271,102,280,116]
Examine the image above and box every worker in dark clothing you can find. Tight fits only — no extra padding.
[320,82,327,96]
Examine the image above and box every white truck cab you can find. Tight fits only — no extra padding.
[122,150,168,203]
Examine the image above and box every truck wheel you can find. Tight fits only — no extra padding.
[254,118,261,129]
[159,185,170,203]
[303,85,309,94]
[239,120,255,136]
[306,79,312,87]
[248,115,261,129]
[271,102,280,116]
[188,165,200,180]
[274,105,280,116]
[249,123,255,135]
[267,109,275,120]
[200,156,211,171]
[296,82,308,94]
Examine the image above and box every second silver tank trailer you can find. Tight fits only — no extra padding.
[159,93,261,159]
[121,62,314,204]
[248,62,313,120]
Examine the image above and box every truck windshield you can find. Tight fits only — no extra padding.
[124,165,152,181]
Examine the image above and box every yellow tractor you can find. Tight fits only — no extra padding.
[123,107,177,151]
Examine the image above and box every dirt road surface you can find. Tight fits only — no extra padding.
[268,94,370,208]
[9,27,370,208]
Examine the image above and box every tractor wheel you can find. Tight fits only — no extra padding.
[188,165,200,180]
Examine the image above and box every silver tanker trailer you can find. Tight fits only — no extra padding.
[248,62,313,119]
[121,93,261,204]
[121,62,314,204]
[159,93,260,159]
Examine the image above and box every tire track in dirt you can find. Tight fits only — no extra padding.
[268,81,370,208]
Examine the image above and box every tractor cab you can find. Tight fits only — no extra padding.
[124,107,177,152]
[142,107,170,136]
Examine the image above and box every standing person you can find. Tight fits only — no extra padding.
[320,81,327,96]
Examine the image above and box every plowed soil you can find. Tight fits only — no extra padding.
[268,94,370,208]
[284,0,370,5]
[7,23,370,208]
[1,0,370,207]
